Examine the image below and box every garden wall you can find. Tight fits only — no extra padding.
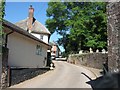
[67,53,108,69]
[10,68,49,86]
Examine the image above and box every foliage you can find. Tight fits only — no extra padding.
[0,0,5,45]
[0,0,5,20]
[46,1,107,54]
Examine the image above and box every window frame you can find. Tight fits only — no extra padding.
[36,45,42,55]
[40,35,43,40]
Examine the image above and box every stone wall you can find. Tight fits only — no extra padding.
[10,68,49,86]
[67,53,108,69]
[107,2,120,71]
[0,54,2,89]
[1,47,9,89]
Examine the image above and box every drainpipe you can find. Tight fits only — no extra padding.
[5,31,14,47]
[4,31,13,87]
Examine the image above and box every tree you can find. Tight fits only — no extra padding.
[85,3,107,51]
[0,0,5,21]
[0,0,5,54]
[0,0,5,38]
[46,1,107,54]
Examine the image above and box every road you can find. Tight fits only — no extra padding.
[10,61,97,88]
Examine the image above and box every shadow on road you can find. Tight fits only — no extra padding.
[81,72,120,89]
[81,72,92,81]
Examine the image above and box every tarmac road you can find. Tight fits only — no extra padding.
[10,60,97,88]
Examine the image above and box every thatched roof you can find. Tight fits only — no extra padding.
[15,17,51,35]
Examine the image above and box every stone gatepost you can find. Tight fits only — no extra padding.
[107,2,120,71]
[0,53,2,89]
[1,47,9,89]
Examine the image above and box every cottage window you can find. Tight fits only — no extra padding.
[36,45,42,55]
[40,35,43,40]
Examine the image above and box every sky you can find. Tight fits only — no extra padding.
[4,2,65,52]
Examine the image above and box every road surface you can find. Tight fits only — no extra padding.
[10,61,97,88]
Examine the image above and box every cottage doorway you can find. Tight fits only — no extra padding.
[46,51,51,67]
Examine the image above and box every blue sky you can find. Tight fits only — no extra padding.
[4,2,65,52]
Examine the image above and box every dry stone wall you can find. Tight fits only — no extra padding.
[67,53,108,69]
[10,68,49,86]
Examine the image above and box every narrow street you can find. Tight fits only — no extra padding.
[10,60,97,88]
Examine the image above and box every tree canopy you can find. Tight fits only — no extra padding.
[0,0,5,48]
[46,2,107,54]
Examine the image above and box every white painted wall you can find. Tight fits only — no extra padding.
[43,35,48,44]
[7,32,48,68]
[31,33,40,40]
[31,33,48,44]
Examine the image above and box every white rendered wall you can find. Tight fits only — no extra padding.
[31,33,48,44]
[31,33,40,39]
[43,35,48,44]
[7,32,48,68]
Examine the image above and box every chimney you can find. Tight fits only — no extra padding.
[27,5,34,32]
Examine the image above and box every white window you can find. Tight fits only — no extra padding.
[40,35,43,40]
[36,45,42,55]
